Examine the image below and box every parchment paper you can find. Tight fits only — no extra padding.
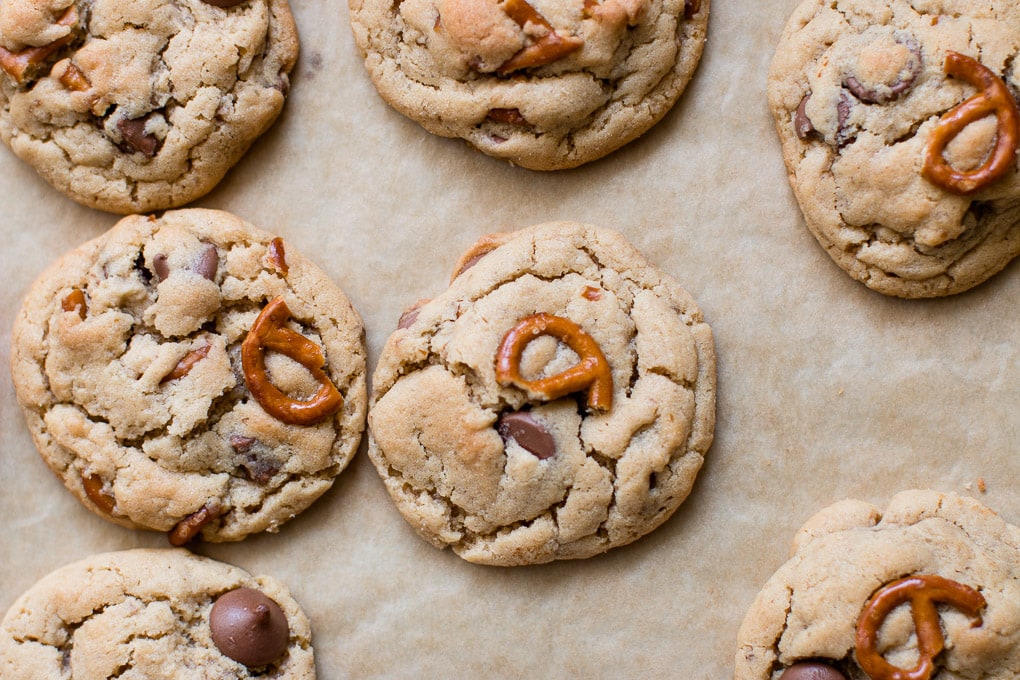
[2,0,1018,677]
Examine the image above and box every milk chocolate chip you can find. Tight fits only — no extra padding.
[779,662,847,680]
[152,253,170,281]
[844,34,922,105]
[794,94,815,140]
[210,588,290,667]
[195,243,219,280]
[497,411,556,459]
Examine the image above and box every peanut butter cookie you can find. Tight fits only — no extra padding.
[735,490,1020,679]
[368,222,716,565]
[349,0,708,170]
[0,549,314,678]
[10,208,367,543]
[0,0,298,214]
[768,0,1020,297]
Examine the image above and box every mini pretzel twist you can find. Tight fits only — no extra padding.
[495,313,613,410]
[855,574,986,680]
[241,297,343,426]
[922,51,1020,195]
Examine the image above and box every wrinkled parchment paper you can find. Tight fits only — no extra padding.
[2,0,1018,676]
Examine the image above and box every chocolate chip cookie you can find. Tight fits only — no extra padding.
[768,0,1020,297]
[0,0,298,214]
[10,208,367,543]
[0,549,314,678]
[735,490,1020,679]
[349,0,709,170]
[369,222,716,565]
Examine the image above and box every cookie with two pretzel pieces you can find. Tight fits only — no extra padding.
[10,208,367,544]
[368,221,716,566]
[768,0,1020,297]
[735,490,1020,680]
[0,0,298,214]
[348,0,709,170]
[0,549,314,678]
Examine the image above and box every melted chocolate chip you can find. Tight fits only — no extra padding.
[778,661,848,680]
[117,116,159,156]
[835,90,855,147]
[195,243,219,280]
[497,411,556,460]
[794,94,816,140]
[210,588,290,667]
[229,435,280,484]
[152,253,170,281]
[844,35,922,104]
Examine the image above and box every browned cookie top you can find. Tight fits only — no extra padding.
[768,0,1020,297]
[349,0,708,170]
[10,208,367,543]
[0,0,298,213]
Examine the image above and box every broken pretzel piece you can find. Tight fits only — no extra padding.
[496,0,583,73]
[0,6,78,84]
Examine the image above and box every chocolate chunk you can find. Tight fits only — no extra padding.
[230,435,281,484]
[202,0,246,6]
[497,411,556,460]
[195,243,219,280]
[117,116,160,156]
[778,661,848,680]
[152,253,170,281]
[794,94,815,140]
[684,0,700,18]
[210,588,290,667]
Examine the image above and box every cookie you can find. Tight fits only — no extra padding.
[0,548,314,678]
[0,0,298,214]
[767,0,1020,297]
[368,221,716,565]
[348,0,708,170]
[735,490,1020,679]
[10,208,367,543]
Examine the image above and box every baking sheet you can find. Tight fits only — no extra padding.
[1,0,1018,676]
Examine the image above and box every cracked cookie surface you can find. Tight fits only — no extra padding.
[348,0,708,170]
[735,490,1020,679]
[368,221,715,565]
[767,0,1020,297]
[10,208,367,543]
[0,549,314,679]
[0,0,298,214]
